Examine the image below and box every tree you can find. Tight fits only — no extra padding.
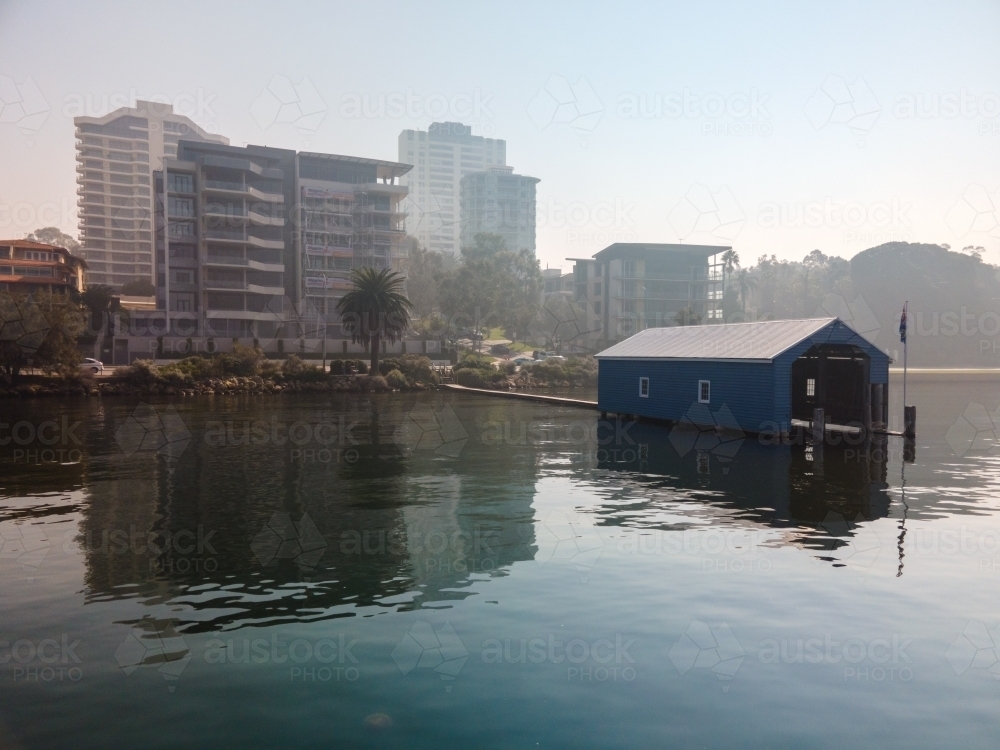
[437,233,542,344]
[0,291,84,383]
[404,239,445,317]
[120,278,156,296]
[720,249,740,283]
[26,227,80,252]
[81,284,116,313]
[80,284,117,338]
[734,268,758,314]
[674,306,702,326]
[336,267,413,375]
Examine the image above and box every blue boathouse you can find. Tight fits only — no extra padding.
[595,317,890,434]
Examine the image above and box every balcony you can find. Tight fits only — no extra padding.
[205,254,249,266]
[203,207,248,220]
[204,278,246,290]
[203,180,246,192]
[247,185,284,203]
[248,209,284,227]
[203,228,246,242]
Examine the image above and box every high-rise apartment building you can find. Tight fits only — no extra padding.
[122,140,411,360]
[74,101,228,288]
[460,166,539,254]
[295,151,411,322]
[398,122,505,255]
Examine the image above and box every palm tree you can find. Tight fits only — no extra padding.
[734,269,758,314]
[720,249,740,282]
[336,267,413,375]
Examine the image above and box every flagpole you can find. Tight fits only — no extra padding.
[902,300,907,414]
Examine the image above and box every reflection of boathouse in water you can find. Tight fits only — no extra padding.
[594,419,892,562]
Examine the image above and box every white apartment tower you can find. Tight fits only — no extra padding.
[75,100,228,288]
[397,122,505,255]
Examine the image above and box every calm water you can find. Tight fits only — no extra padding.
[2,373,1000,748]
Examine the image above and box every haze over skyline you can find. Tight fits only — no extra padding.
[1,0,998,270]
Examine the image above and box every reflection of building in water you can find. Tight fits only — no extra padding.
[594,421,890,560]
[400,472,537,600]
[74,394,538,631]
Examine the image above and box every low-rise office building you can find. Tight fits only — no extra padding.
[569,242,728,345]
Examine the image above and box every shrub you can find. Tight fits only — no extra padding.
[454,368,488,388]
[329,360,344,375]
[359,374,389,392]
[160,356,216,380]
[114,359,161,387]
[454,352,493,372]
[281,354,325,382]
[217,344,264,377]
[160,369,193,388]
[381,355,438,383]
[385,369,408,390]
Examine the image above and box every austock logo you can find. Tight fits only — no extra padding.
[527,75,604,143]
[527,295,603,350]
[0,293,50,356]
[0,521,50,579]
[115,621,191,692]
[668,620,746,692]
[0,75,50,142]
[804,75,881,144]
[115,403,192,461]
[251,512,327,571]
[392,621,469,690]
[250,75,327,144]
[947,621,1000,679]
[392,403,468,458]
[815,293,881,340]
[945,403,1000,457]
[668,402,746,471]
[945,185,1000,241]
[813,512,882,578]
[536,509,605,582]
[667,184,745,243]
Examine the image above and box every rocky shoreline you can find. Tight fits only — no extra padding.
[0,374,441,398]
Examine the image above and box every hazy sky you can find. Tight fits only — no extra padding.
[1,0,999,271]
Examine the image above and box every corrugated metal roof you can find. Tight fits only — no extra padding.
[596,318,846,361]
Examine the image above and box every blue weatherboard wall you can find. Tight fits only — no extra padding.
[597,319,890,433]
[597,358,776,431]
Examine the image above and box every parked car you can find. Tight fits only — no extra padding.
[80,358,104,374]
[511,355,535,365]
[490,344,511,355]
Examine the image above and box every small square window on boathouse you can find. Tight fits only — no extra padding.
[698,380,711,404]
[639,377,649,398]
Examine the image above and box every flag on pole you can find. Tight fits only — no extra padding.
[899,302,907,343]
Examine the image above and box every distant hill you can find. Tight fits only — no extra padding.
[849,243,1000,367]
[741,242,999,367]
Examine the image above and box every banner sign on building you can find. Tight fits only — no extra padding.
[305,244,354,257]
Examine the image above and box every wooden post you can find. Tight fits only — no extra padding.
[904,405,916,439]
[816,352,827,423]
[872,383,884,430]
[862,359,872,434]
[812,407,825,443]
